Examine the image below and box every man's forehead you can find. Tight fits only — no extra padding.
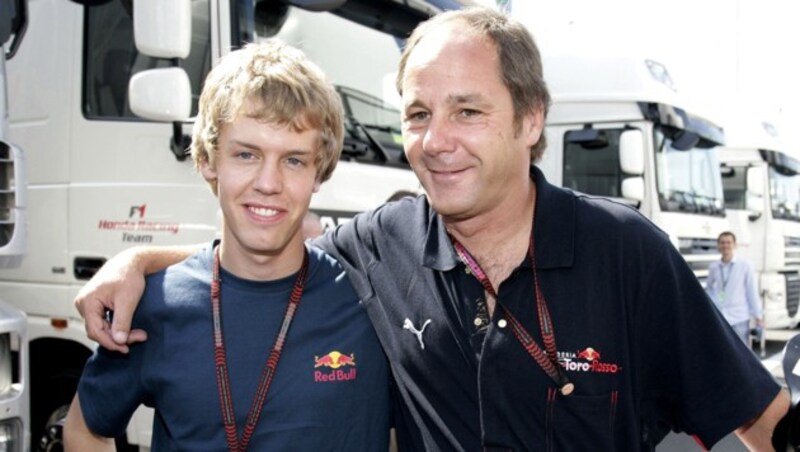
[406,22,491,67]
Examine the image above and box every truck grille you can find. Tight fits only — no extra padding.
[678,237,718,277]
[785,236,800,266]
[785,271,800,318]
[0,143,18,246]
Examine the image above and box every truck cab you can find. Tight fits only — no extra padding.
[537,55,728,282]
[719,121,800,331]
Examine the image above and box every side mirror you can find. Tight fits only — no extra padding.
[621,176,645,203]
[130,0,193,161]
[746,166,764,221]
[133,0,191,59]
[619,129,645,175]
[129,68,192,122]
[746,166,764,198]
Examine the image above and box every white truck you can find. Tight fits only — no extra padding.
[536,55,729,282]
[0,0,476,449]
[1,0,30,451]
[719,121,800,332]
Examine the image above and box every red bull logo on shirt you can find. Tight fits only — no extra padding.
[314,351,357,382]
[558,347,620,374]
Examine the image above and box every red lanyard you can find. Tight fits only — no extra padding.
[211,245,309,451]
[451,227,574,396]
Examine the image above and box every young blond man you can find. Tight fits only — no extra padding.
[63,40,389,451]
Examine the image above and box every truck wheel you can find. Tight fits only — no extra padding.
[37,405,69,452]
[33,375,137,452]
[33,369,78,452]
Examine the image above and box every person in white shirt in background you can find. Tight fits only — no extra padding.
[706,231,763,349]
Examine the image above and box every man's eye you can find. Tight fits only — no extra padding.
[406,111,429,122]
[286,157,305,166]
[235,151,255,160]
[461,109,481,117]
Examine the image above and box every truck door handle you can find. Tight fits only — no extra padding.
[74,257,107,280]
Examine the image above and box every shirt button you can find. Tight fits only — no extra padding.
[498,319,507,328]
[473,317,483,326]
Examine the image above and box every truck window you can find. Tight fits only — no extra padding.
[82,0,211,119]
[769,166,800,221]
[721,165,747,209]
[562,128,624,197]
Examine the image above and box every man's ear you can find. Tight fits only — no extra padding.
[313,179,321,194]
[522,107,545,148]
[200,158,217,183]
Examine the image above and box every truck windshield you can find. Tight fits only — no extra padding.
[769,166,800,221]
[234,2,409,167]
[655,127,725,216]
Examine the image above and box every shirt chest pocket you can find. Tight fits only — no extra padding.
[546,389,619,451]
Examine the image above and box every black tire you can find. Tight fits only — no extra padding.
[33,371,79,452]
[37,404,69,452]
[32,371,137,452]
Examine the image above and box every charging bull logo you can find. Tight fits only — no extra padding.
[314,351,357,383]
[577,347,601,361]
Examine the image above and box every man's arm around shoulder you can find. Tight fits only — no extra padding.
[74,244,200,352]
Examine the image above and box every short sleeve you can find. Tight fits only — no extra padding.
[637,244,779,448]
[77,340,147,437]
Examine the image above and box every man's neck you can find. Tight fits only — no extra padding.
[721,254,734,263]
[219,240,306,281]
[445,179,536,289]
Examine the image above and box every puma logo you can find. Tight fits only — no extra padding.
[403,318,432,350]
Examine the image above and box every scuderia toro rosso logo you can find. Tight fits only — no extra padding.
[558,347,621,374]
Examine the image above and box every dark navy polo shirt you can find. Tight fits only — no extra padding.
[318,167,780,451]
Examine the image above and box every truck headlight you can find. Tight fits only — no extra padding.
[0,418,22,452]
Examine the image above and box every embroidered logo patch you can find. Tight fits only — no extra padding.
[403,318,431,349]
[558,347,621,374]
[314,351,357,382]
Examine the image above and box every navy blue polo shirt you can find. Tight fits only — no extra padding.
[318,166,779,451]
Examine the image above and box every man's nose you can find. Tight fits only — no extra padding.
[422,114,455,155]
[254,161,283,194]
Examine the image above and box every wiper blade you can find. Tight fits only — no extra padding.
[361,123,402,135]
[348,116,390,163]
